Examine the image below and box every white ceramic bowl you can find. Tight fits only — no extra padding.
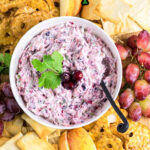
[10,16,122,129]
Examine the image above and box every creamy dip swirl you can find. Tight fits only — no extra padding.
[16,22,117,126]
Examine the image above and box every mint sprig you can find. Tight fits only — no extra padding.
[0,53,11,74]
[32,51,63,89]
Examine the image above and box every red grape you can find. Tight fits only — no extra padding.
[144,70,150,83]
[137,30,150,52]
[125,64,140,85]
[127,35,138,49]
[4,98,21,114]
[1,111,15,121]
[2,82,13,98]
[119,88,134,109]
[139,96,150,117]
[132,48,142,57]
[116,44,128,60]
[0,102,6,114]
[138,52,150,69]
[0,121,4,136]
[134,80,150,100]
[128,102,142,121]
[121,77,126,89]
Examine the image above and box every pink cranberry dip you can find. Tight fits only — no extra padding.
[16,22,117,126]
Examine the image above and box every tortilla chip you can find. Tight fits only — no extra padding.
[0,132,23,150]
[0,137,10,146]
[5,115,23,136]
[129,0,150,32]
[2,123,12,138]
[21,114,56,139]
[110,119,150,150]
[96,132,124,150]
[17,132,55,150]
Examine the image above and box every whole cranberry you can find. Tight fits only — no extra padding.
[73,71,83,81]
[62,81,77,90]
[61,72,71,82]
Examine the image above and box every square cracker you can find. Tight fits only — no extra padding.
[21,114,56,139]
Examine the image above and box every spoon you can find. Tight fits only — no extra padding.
[100,80,129,133]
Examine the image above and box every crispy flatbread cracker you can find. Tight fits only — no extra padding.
[102,17,142,36]
[0,137,10,146]
[5,115,23,136]
[96,132,124,150]
[82,0,131,23]
[129,0,150,32]
[110,119,150,150]
[17,132,55,150]
[0,132,23,150]
[21,114,56,139]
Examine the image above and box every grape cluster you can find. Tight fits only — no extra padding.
[116,30,150,122]
[0,82,22,135]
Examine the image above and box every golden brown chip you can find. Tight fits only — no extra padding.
[21,114,56,139]
[96,132,124,150]
[48,129,60,139]
[83,122,96,132]
[0,137,10,146]
[17,132,55,150]
[0,0,49,13]
[10,10,50,38]
[4,115,23,136]
[14,6,36,16]
[0,18,15,45]
[110,119,150,150]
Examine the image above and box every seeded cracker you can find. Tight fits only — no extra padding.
[110,119,150,150]
[96,132,124,150]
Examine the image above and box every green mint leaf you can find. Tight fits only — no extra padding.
[0,66,4,72]
[32,59,47,72]
[3,53,11,67]
[38,71,61,89]
[43,51,63,73]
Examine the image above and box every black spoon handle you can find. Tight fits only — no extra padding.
[100,80,129,133]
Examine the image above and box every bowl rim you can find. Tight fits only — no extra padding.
[10,16,122,129]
